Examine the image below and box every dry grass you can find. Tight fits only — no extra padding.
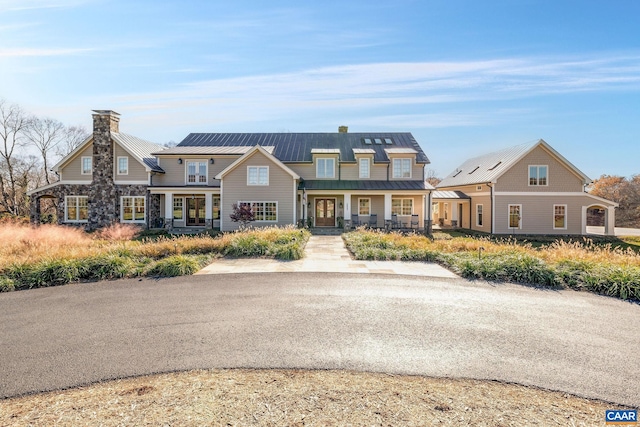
[1,370,627,426]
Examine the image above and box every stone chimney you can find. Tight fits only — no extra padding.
[338,125,348,133]
[89,110,120,230]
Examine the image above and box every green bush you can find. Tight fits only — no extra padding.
[7,258,81,289]
[79,254,138,280]
[147,255,202,277]
[0,276,15,292]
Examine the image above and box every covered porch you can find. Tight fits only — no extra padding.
[149,188,221,230]
[431,191,471,229]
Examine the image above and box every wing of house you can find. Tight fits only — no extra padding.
[434,139,618,235]
[28,110,166,229]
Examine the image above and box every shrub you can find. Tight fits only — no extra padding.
[94,223,142,241]
[0,276,15,292]
[79,254,138,280]
[7,258,81,289]
[147,255,202,277]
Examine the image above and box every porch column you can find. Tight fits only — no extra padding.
[605,206,616,236]
[343,193,352,216]
[205,192,213,229]
[581,206,588,235]
[384,194,392,221]
[164,193,173,229]
[451,202,459,227]
[425,192,433,234]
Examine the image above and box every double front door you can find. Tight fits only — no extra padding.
[315,198,335,227]
[187,197,206,226]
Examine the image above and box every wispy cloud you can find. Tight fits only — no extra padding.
[0,0,89,11]
[0,47,93,57]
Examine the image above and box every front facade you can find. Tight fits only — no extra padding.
[434,140,618,235]
[29,111,435,232]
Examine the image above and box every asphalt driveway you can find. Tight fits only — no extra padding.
[1,273,638,407]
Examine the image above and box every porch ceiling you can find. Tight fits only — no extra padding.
[301,180,431,191]
[432,190,471,200]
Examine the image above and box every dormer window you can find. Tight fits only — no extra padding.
[392,158,411,178]
[359,158,370,178]
[529,165,548,186]
[187,161,207,184]
[316,158,335,178]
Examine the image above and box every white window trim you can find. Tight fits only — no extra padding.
[120,196,146,223]
[476,204,483,227]
[185,160,208,185]
[173,197,183,220]
[391,198,413,216]
[316,158,335,179]
[117,156,129,175]
[392,158,412,179]
[212,195,221,220]
[247,166,269,186]
[508,204,522,229]
[237,201,278,222]
[358,198,371,216]
[64,196,88,223]
[81,156,92,175]
[528,165,549,187]
[553,204,567,230]
[359,158,370,179]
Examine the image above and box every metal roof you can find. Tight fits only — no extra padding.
[352,148,376,154]
[153,146,275,155]
[177,132,430,164]
[112,133,165,173]
[301,180,433,191]
[432,190,471,200]
[311,148,341,154]
[384,147,418,154]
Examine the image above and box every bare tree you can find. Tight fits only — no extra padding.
[425,168,441,187]
[24,116,64,185]
[56,125,89,158]
[0,99,29,215]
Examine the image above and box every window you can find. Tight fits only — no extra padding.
[363,138,373,145]
[508,204,522,229]
[374,138,383,144]
[187,161,207,184]
[173,197,183,220]
[121,196,145,223]
[476,204,484,227]
[529,165,548,186]
[384,138,393,145]
[316,158,335,178]
[239,201,277,221]
[213,196,220,220]
[247,166,269,185]
[554,205,567,229]
[359,158,370,178]
[81,156,92,175]
[391,198,413,215]
[392,158,411,178]
[65,196,88,222]
[358,198,370,215]
[117,156,128,175]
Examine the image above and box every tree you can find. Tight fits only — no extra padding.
[0,99,29,216]
[229,203,255,228]
[56,125,89,158]
[425,168,441,187]
[590,174,640,227]
[24,116,64,185]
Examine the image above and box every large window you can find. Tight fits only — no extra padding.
[213,196,220,220]
[359,158,370,179]
[392,158,412,178]
[122,196,145,223]
[65,196,88,222]
[81,156,92,175]
[554,205,566,229]
[239,201,277,221]
[117,156,128,175]
[316,158,335,178]
[358,198,370,215]
[187,161,207,184]
[529,165,548,186]
[392,198,413,215]
[508,204,522,229]
[476,204,483,227]
[247,166,269,185]
[173,197,183,220]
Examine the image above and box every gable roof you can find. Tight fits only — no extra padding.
[53,132,165,173]
[177,132,430,164]
[437,139,591,188]
[214,145,300,180]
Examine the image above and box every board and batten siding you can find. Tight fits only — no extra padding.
[60,143,94,181]
[220,150,295,231]
[153,156,237,187]
[496,146,585,192]
[114,144,147,182]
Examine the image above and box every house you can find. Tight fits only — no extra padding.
[29,111,436,232]
[433,139,618,235]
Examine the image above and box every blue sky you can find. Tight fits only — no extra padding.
[1,0,639,179]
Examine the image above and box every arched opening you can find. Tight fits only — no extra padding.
[31,194,58,225]
[584,204,615,236]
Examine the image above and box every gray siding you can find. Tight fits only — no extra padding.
[153,156,237,187]
[220,151,295,231]
[60,143,94,181]
[114,143,147,182]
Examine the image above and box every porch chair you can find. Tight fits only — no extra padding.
[367,214,378,228]
[391,213,400,229]
[410,214,419,230]
[351,213,360,228]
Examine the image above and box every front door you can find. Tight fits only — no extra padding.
[315,198,335,227]
[187,197,206,226]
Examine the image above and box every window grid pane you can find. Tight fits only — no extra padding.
[359,199,370,215]
[118,157,128,174]
[359,159,370,178]
[173,198,183,219]
[213,196,220,219]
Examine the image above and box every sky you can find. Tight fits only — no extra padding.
[1,0,639,179]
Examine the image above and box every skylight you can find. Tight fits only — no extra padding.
[384,138,393,144]
[453,170,462,177]
[374,138,383,144]
[363,138,372,145]
[488,161,502,170]
[468,166,479,174]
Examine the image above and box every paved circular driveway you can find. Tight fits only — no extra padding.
[1,273,638,407]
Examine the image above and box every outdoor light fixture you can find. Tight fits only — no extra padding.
[209,158,214,164]
[307,202,311,208]
[339,201,343,208]
[178,158,183,164]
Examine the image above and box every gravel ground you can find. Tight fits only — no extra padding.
[1,369,630,426]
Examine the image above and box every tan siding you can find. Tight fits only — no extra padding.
[471,195,492,233]
[494,195,588,234]
[220,151,295,231]
[60,144,94,181]
[496,146,584,192]
[340,163,359,180]
[287,163,314,179]
[114,144,147,181]
[288,161,388,181]
[153,156,238,187]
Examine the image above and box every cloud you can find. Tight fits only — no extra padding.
[0,0,88,11]
[0,47,93,57]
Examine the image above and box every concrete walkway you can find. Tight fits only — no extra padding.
[196,235,458,278]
